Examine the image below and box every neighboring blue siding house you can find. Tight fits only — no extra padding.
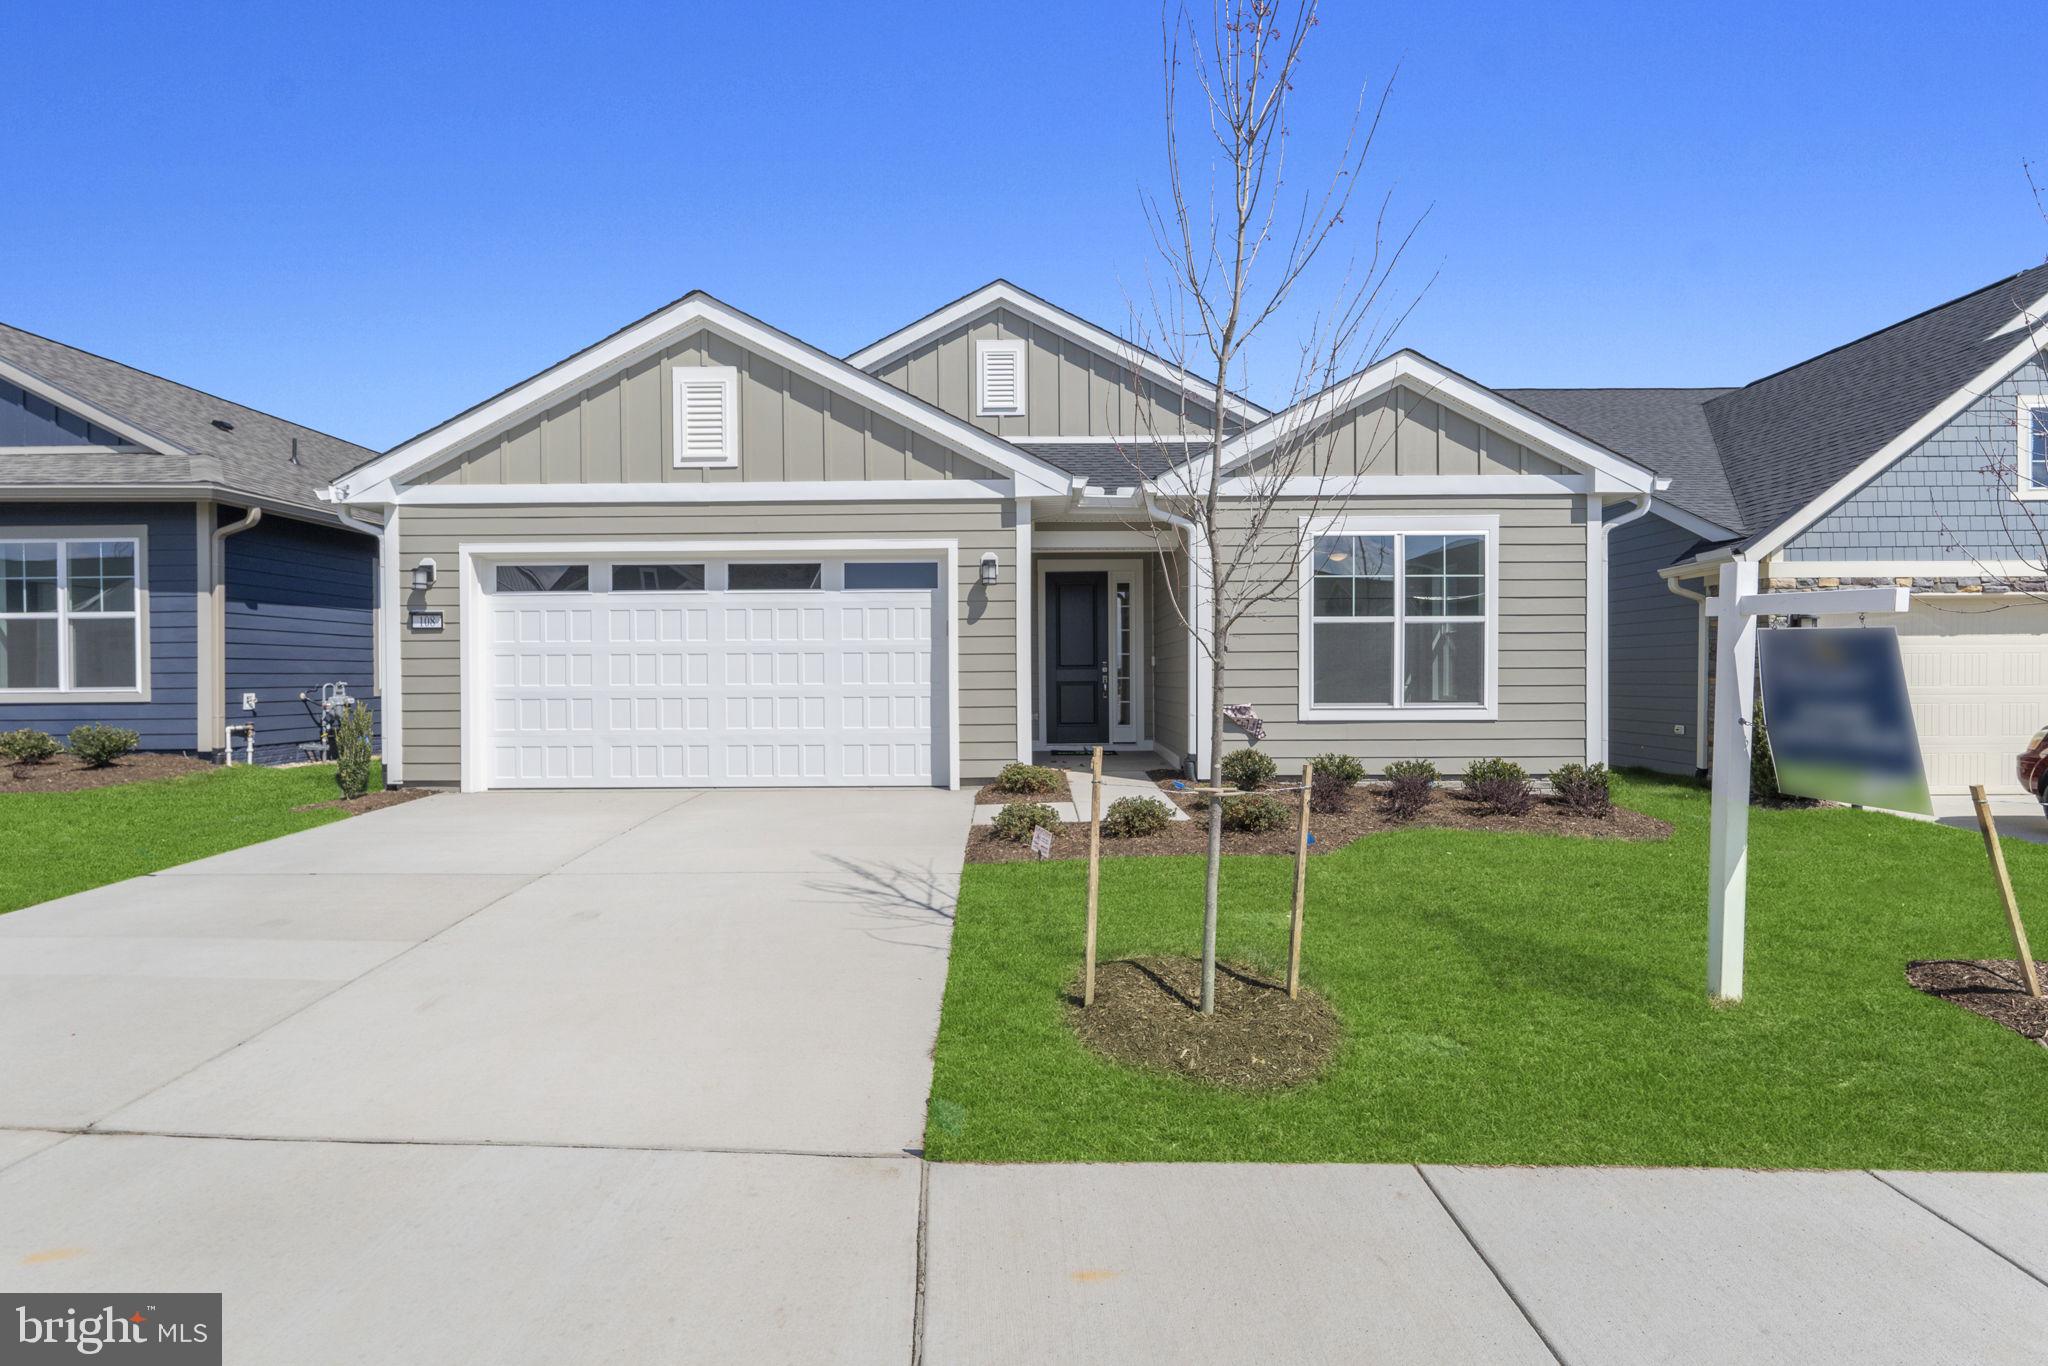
[0,322,379,765]
[1510,261,2048,796]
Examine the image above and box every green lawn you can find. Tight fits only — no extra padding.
[0,762,382,914]
[926,772,2048,1169]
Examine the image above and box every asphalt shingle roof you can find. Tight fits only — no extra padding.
[0,322,374,514]
[1017,441,1211,488]
[1500,387,1739,529]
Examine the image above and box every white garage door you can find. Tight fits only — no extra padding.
[482,557,937,789]
[1896,598,2048,795]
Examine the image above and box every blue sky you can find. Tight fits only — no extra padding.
[5,1,2041,451]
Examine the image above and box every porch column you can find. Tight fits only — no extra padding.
[1706,557,1759,1001]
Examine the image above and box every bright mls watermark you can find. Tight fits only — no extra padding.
[5,1295,219,1363]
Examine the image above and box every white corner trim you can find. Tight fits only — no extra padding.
[975,339,1027,418]
[382,505,404,783]
[671,365,739,468]
[1746,324,2048,559]
[1171,350,1660,496]
[1014,502,1032,763]
[330,294,1070,502]
[1585,494,1605,765]
[846,280,1270,423]
[389,479,1010,506]
[0,356,191,458]
[1294,513,1501,723]
[454,536,962,794]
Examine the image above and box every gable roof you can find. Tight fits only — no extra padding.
[1501,387,1739,531]
[0,321,376,515]
[335,291,1074,501]
[846,279,1271,427]
[1168,349,1665,497]
[1511,262,2048,554]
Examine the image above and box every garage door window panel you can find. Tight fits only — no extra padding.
[844,561,938,590]
[729,562,822,592]
[497,564,590,593]
[612,563,705,592]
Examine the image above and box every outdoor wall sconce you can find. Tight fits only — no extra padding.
[412,558,437,591]
[979,552,999,586]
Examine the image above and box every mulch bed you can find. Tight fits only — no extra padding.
[1906,959,2048,1046]
[1067,955,1340,1091]
[295,787,436,816]
[967,778,1670,863]
[0,753,213,793]
[974,780,1069,806]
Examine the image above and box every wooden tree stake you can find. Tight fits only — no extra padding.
[1288,761,1313,999]
[1083,746,1104,1007]
[1969,784,2043,998]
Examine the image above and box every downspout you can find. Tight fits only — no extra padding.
[1591,495,1655,767]
[209,507,262,757]
[331,501,398,786]
[1664,574,1710,772]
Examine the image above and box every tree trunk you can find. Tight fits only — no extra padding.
[1199,536,1228,1014]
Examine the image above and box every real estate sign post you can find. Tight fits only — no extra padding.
[1706,575,1913,1002]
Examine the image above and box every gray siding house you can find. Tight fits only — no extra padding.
[1510,262,2048,795]
[328,282,1662,791]
[0,324,379,763]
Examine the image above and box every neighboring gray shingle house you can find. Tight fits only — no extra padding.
[0,324,381,762]
[1507,262,2048,794]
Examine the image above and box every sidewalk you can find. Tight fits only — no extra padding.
[919,1163,2048,1365]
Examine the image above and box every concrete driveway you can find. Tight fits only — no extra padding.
[0,787,966,1363]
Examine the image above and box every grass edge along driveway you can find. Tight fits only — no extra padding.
[925,772,2048,1170]
[1,762,382,914]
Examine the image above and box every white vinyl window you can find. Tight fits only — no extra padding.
[0,536,142,693]
[2018,395,2048,496]
[1298,517,1497,720]
[975,339,1027,418]
[671,365,740,468]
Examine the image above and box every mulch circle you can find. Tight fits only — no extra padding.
[1067,955,1340,1091]
[968,776,1670,863]
[0,753,213,793]
[1906,959,2048,1046]
[294,788,436,815]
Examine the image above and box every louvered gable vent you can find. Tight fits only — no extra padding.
[670,365,739,467]
[975,340,1026,417]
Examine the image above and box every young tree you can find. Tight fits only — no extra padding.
[1130,0,1423,1012]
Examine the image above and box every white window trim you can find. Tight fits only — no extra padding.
[670,365,740,469]
[0,525,151,703]
[1296,513,1498,722]
[2015,394,2048,499]
[975,339,1028,418]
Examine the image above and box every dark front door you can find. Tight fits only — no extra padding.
[1046,571,1109,743]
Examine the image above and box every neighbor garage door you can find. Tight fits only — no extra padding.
[481,556,937,788]
[1895,598,2048,795]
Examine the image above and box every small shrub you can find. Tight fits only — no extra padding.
[1750,698,1780,804]
[990,801,1059,843]
[1220,747,1277,791]
[67,723,139,769]
[1221,792,1290,833]
[1385,758,1439,785]
[1309,769,1354,815]
[335,700,376,800]
[1100,795,1173,838]
[0,728,60,765]
[1551,761,1613,817]
[1463,757,1533,817]
[1307,752,1367,786]
[994,762,1064,795]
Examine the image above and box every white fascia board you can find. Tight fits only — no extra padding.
[1646,500,1739,542]
[1218,474,1602,498]
[329,295,1070,502]
[1991,290,2048,337]
[1168,351,1661,496]
[846,281,1271,424]
[0,356,191,457]
[389,479,1010,506]
[1743,323,2048,560]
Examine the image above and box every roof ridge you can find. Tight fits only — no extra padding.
[0,319,374,454]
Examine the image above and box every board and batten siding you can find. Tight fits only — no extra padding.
[1150,547,1191,764]
[869,306,1222,440]
[223,513,378,764]
[419,329,993,488]
[395,500,1021,786]
[0,501,197,751]
[1606,511,1700,775]
[1213,496,1588,773]
[1236,386,1572,478]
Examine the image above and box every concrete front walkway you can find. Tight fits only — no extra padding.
[4,790,2048,1362]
